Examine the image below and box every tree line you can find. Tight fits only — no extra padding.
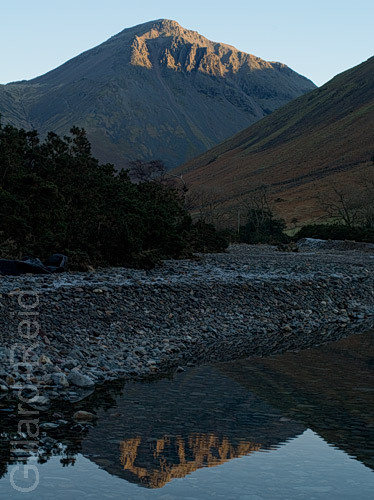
[0,124,227,269]
[186,165,374,246]
[2,121,372,267]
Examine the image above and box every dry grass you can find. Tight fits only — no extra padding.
[175,57,374,225]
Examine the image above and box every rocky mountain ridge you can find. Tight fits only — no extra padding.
[0,19,315,168]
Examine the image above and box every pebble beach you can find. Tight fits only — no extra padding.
[1,243,373,409]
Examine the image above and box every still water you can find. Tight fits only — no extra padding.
[1,330,374,499]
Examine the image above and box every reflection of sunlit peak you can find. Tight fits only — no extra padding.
[120,433,262,489]
[120,437,142,471]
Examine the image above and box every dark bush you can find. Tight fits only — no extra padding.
[295,224,374,243]
[0,124,197,268]
[239,208,289,244]
[188,221,229,253]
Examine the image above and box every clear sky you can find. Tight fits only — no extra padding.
[1,0,373,87]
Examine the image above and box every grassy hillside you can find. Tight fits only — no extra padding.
[176,56,374,224]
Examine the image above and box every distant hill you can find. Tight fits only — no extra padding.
[0,19,315,169]
[175,56,374,223]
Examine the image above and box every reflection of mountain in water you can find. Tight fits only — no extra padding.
[1,330,373,489]
[119,434,262,489]
[81,365,305,488]
[219,330,374,471]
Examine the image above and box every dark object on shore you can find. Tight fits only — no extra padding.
[0,254,68,276]
[277,242,299,253]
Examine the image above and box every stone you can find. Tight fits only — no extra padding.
[62,359,79,370]
[40,422,61,430]
[51,373,69,387]
[0,347,9,361]
[68,369,95,388]
[73,410,97,422]
[39,355,53,364]
[11,450,32,458]
[28,395,51,411]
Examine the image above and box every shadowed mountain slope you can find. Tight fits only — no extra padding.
[219,330,374,471]
[0,19,315,168]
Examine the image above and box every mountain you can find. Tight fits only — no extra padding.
[81,364,304,488]
[175,56,374,222]
[0,19,315,168]
[219,330,374,471]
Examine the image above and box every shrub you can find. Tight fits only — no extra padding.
[239,208,289,244]
[0,124,194,268]
[295,224,374,243]
[188,221,229,253]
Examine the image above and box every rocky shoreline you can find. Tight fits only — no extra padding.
[0,243,373,409]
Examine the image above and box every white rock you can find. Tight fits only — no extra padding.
[68,369,95,388]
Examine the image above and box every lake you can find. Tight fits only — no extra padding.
[1,329,374,499]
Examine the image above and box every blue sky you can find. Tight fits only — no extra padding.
[1,0,373,86]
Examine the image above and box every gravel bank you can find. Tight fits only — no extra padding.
[0,244,373,409]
